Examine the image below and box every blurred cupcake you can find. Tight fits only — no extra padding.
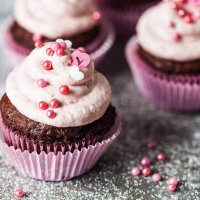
[0,40,120,181]
[4,0,115,65]
[126,0,200,110]
[94,0,158,37]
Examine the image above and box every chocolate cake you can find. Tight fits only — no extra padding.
[10,21,100,50]
[138,45,200,75]
[0,94,116,147]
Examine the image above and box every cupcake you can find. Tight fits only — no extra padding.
[0,40,120,181]
[94,0,158,37]
[126,0,200,111]
[4,0,115,65]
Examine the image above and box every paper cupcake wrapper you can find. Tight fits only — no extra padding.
[94,0,158,37]
[3,18,115,66]
[0,115,121,181]
[125,36,200,111]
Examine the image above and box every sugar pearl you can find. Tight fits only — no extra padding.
[142,167,151,177]
[152,173,161,183]
[50,99,59,108]
[34,40,43,48]
[167,184,177,192]
[157,152,166,161]
[39,101,49,110]
[141,156,151,167]
[131,167,140,176]
[47,110,56,119]
[51,42,61,51]
[46,48,55,56]
[147,140,157,149]
[167,176,179,186]
[59,85,70,95]
[43,61,53,70]
[56,48,65,56]
[15,188,24,198]
[37,79,48,88]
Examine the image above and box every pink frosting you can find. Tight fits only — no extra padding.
[6,41,111,127]
[14,0,99,39]
[137,2,200,61]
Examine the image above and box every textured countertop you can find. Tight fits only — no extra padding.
[1,1,200,200]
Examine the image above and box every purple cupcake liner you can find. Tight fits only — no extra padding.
[94,0,158,37]
[0,115,121,181]
[3,18,115,66]
[125,36,200,111]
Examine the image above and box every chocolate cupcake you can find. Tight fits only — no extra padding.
[126,0,200,110]
[0,40,120,181]
[4,0,115,65]
[94,0,158,37]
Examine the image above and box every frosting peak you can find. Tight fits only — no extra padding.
[6,41,111,127]
[14,0,100,39]
[137,1,200,61]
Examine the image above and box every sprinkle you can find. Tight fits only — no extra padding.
[152,173,161,183]
[156,152,166,161]
[51,42,61,51]
[172,32,182,42]
[71,50,90,68]
[59,85,70,95]
[142,167,151,177]
[140,156,151,167]
[167,176,179,186]
[56,48,65,57]
[93,11,101,20]
[131,167,140,176]
[37,79,48,88]
[167,184,177,192]
[46,48,55,56]
[147,140,157,149]
[39,101,49,110]
[15,188,24,198]
[34,41,43,48]
[50,99,59,108]
[47,110,56,119]
[43,61,53,70]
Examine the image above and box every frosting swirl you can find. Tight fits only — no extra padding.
[6,41,111,127]
[137,1,200,61]
[14,0,99,39]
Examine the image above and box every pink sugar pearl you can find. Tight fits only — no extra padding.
[37,79,48,88]
[142,167,151,177]
[172,32,182,42]
[167,176,179,186]
[131,167,140,176]
[15,188,24,198]
[51,42,61,51]
[59,42,67,50]
[167,184,177,192]
[147,140,157,149]
[152,173,161,183]
[157,152,166,161]
[141,156,151,167]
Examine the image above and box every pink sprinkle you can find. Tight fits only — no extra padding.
[147,140,157,149]
[93,11,101,20]
[157,152,166,161]
[152,173,161,183]
[59,42,67,50]
[131,167,140,176]
[15,188,24,198]
[169,21,175,28]
[37,79,48,88]
[142,167,151,177]
[141,156,151,167]
[172,32,182,42]
[78,47,86,53]
[51,42,61,51]
[167,176,179,186]
[167,184,177,192]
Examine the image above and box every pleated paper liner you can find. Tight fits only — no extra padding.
[3,18,115,66]
[125,36,200,111]
[0,115,121,181]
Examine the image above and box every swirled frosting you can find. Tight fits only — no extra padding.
[6,41,111,127]
[14,0,99,39]
[137,1,200,61]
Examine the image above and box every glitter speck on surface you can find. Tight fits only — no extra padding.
[1,1,200,199]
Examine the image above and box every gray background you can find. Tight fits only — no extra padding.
[1,1,200,200]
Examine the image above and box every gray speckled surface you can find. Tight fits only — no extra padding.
[1,1,200,200]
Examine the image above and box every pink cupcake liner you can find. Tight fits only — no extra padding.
[94,0,158,37]
[0,115,121,181]
[125,36,200,111]
[3,18,115,66]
